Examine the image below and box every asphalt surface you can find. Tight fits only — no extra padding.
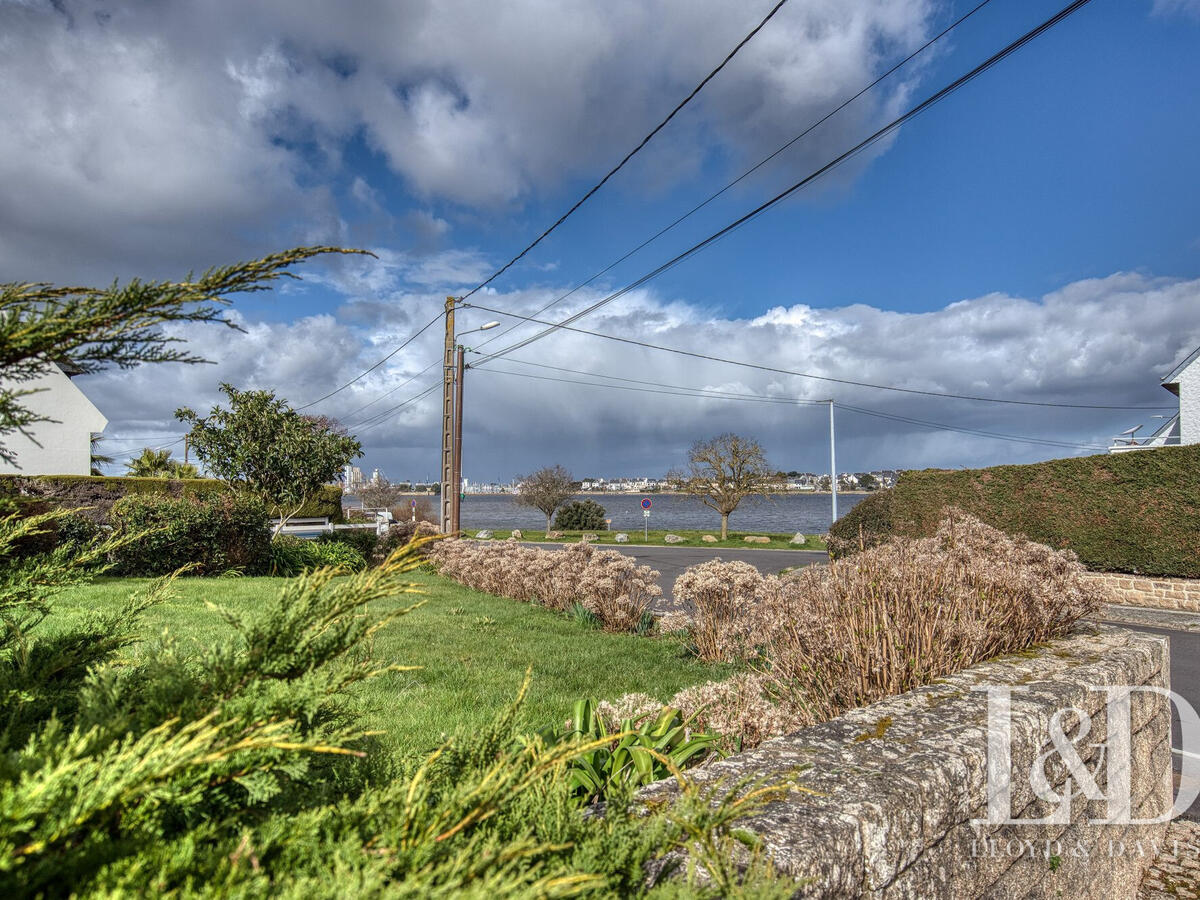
[1097,620,1200,819]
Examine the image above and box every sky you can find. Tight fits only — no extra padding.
[3,0,1199,482]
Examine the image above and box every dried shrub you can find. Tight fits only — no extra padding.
[763,511,1108,722]
[671,560,782,663]
[598,673,812,753]
[430,539,661,632]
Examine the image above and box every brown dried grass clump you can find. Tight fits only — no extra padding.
[762,510,1108,722]
[429,539,661,633]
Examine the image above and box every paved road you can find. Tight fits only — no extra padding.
[1097,620,1200,819]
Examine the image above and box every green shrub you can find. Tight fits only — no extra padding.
[553,499,608,531]
[0,476,345,524]
[271,535,367,576]
[109,493,271,576]
[317,527,377,559]
[533,698,721,804]
[311,540,367,572]
[269,534,319,576]
[829,444,1200,577]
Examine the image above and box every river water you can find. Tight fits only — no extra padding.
[446,492,866,534]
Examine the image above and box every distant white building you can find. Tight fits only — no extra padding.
[1110,343,1198,452]
[0,362,108,475]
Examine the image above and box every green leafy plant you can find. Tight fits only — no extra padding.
[270,535,366,575]
[317,527,378,560]
[124,447,198,479]
[177,384,362,535]
[109,492,270,576]
[554,498,609,531]
[537,699,722,804]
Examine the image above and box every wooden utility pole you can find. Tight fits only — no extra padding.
[439,296,456,533]
[451,345,465,533]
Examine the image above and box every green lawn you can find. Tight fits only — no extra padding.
[50,572,727,756]
[482,528,827,551]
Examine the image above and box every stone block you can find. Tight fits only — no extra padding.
[614,533,629,543]
[474,529,493,539]
[663,534,685,543]
[743,535,770,543]
[510,529,522,540]
[701,534,718,542]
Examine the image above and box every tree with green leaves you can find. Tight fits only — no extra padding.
[89,433,113,476]
[124,447,198,479]
[671,433,774,540]
[177,385,362,533]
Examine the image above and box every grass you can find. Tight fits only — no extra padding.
[49,571,729,756]
[474,528,827,551]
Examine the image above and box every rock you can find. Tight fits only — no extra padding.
[743,535,770,544]
[664,534,685,544]
[475,530,493,539]
[789,532,807,545]
[701,534,718,543]
[546,530,563,539]
[510,529,523,540]
[614,533,629,543]
[582,533,598,542]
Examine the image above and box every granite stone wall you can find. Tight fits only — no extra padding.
[642,626,1174,898]
[1086,571,1200,614]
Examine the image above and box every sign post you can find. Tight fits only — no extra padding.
[411,499,417,523]
[641,497,652,541]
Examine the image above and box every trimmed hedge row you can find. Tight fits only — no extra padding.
[828,444,1200,577]
[0,475,344,523]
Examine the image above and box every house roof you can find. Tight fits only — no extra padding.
[1162,343,1200,389]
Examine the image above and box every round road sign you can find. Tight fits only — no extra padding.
[641,497,652,510]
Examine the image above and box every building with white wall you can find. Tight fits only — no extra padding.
[0,363,108,475]
[1110,344,1198,452]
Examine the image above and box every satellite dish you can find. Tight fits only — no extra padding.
[1118,426,1141,436]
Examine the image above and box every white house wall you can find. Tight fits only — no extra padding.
[0,365,108,476]
[1181,362,1200,446]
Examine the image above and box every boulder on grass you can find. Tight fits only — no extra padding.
[789,532,807,545]
[475,530,493,539]
[664,534,685,544]
[701,534,718,543]
[546,530,563,539]
[582,533,598,542]
[743,535,770,544]
[614,533,629,543]
[511,529,523,540]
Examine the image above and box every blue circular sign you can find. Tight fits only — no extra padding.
[641,497,652,510]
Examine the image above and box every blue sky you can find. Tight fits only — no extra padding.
[2,0,1199,480]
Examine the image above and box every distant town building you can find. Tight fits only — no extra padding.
[1110,343,1197,452]
[0,362,107,476]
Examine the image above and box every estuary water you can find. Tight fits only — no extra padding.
[452,492,866,534]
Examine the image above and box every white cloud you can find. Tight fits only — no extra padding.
[84,271,1200,479]
[0,0,936,282]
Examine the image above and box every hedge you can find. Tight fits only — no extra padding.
[0,475,344,523]
[109,493,272,576]
[828,444,1200,577]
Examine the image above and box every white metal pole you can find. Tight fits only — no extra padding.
[829,400,838,525]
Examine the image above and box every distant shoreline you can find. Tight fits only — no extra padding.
[351,490,877,498]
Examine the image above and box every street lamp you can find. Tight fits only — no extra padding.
[450,320,500,533]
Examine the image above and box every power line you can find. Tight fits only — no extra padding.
[296,310,443,410]
[337,358,441,421]
[469,0,1099,366]
[348,381,442,433]
[458,0,793,303]
[470,0,995,356]
[463,304,1172,410]
[472,365,1107,452]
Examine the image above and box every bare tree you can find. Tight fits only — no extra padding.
[671,433,773,540]
[514,465,576,531]
[359,477,406,510]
